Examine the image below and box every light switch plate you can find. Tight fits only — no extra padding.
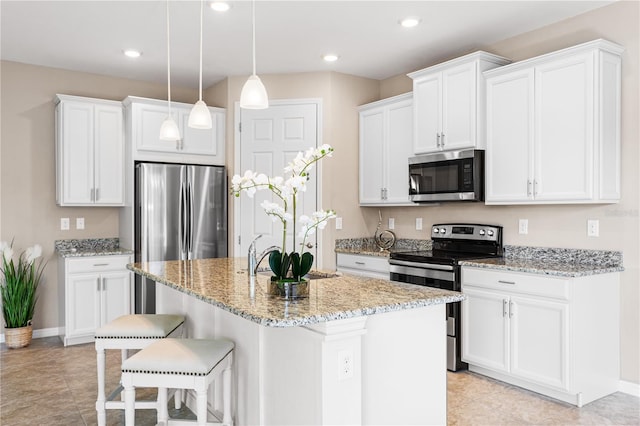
[587,219,599,237]
[76,217,85,230]
[60,218,70,231]
[416,218,423,230]
[519,219,528,235]
[388,218,395,230]
[335,217,343,230]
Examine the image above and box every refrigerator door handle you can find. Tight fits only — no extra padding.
[188,172,194,258]
[180,170,188,260]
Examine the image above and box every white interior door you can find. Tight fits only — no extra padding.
[237,101,319,261]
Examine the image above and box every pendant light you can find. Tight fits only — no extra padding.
[160,0,181,141]
[240,0,269,109]
[188,0,212,129]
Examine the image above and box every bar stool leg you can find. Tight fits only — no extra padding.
[158,387,169,425]
[96,347,107,426]
[123,383,136,426]
[120,349,129,401]
[196,387,208,426]
[223,366,232,426]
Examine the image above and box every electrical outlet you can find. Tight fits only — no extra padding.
[416,218,423,230]
[388,218,395,230]
[60,218,70,231]
[335,217,343,230]
[587,219,599,237]
[338,349,354,381]
[76,217,85,230]
[519,219,528,235]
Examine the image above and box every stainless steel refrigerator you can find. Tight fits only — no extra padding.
[135,162,227,313]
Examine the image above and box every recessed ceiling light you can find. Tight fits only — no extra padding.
[124,49,142,58]
[210,1,230,12]
[400,17,421,28]
[323,54,339,62]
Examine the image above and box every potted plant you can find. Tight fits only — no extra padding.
[231,144,336,298]
[1,241,45,348]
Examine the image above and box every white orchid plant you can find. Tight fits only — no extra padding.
[232,144,336,281]
[0,240,45,329]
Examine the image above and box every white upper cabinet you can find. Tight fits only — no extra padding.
[55,94,124,206]
[124,96,225,166]
[408,52,510,154]
[485,39,623,204]
[359,93,414,205]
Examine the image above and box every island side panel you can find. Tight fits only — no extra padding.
[156,284,264,426]
[362,304,447,425]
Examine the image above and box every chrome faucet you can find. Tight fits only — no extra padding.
[248,235,280,277]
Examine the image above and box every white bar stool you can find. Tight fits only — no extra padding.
[121,338,234,426]
[95,314,185,426]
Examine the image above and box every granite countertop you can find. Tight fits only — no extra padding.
[55,238,133,258]
[335,237,432,257]
[336,238,624,278]
[460,246,624,277]
[127,257,465,328]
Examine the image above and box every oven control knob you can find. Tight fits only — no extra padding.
[433,228,439,234]
[487,230,495,237]
[439,228,446,234]
[479,229,486,236]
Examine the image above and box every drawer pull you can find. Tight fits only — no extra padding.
[93,263,109,267]
[498,280,516,285]
[355,261,366,265]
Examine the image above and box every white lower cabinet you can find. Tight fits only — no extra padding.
[336,253,389,280]
[59,255,132,346]
[461,266,619,406]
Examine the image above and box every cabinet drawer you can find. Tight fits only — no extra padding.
[462,267,569,300]
[66,255,131,274]
[337,253,389,273]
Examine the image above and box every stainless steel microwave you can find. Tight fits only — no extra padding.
[409,149,484,202]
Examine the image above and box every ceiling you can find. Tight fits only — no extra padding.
[0,1,613,89]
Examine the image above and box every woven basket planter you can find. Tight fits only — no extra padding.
[4,323,33,349]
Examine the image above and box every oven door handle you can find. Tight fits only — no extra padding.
[389,259,454,271]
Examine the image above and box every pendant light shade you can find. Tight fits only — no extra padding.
[188,0,212,129]
[240,75,269,109]
[160,0,181,141]
[240,0,268,109]
[159,116,181,141]
[188,101,212,129]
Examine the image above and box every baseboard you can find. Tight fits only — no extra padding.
[619,380,640,397]
[0,326,62,343]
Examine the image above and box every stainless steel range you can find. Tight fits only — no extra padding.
[389,223,503,371]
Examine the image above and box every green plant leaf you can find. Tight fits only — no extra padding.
[300,252,314,277]
[280,252,291,279]
[268,250,282,279]
[290,252,301,280]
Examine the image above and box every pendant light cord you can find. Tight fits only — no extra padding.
[166,0,172,115]
[198,0,204,101]
[251,0,256,76]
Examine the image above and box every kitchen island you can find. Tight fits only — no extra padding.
[128,257,464,425]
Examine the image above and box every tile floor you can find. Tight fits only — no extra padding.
[1,337,639,425]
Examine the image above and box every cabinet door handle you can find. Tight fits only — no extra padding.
[355,261,366,265]
[95,188,100,201]
[527,180,532,197]
[93,263,109,267]
[509,301,515,318]
[533,180,538,196]
[97,277,101,292]
[441,133,445,146]
[503,299,509,317]
[498,280,515,285]
[90,188,95,202]
[436,132,441,147]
